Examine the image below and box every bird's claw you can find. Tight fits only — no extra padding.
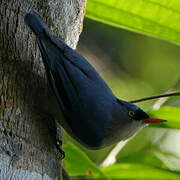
[56,140,65,159]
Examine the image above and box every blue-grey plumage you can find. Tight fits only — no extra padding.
[24,10,152,149]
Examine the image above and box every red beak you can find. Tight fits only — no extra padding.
[143,118,167,124]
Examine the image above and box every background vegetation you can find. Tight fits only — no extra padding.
[63,0,180,179]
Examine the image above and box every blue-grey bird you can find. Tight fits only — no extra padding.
[24,10,165,150]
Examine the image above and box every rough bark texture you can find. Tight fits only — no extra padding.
[0,0,86,179]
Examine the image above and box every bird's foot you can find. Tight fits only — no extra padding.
[55,139,65,159]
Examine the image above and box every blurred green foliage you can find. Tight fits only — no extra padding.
[63,0,180,179]
[86,0,180,46]
[78,18,180,110]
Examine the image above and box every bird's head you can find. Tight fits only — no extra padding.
[118,99,166,124]
[101,99,166,148]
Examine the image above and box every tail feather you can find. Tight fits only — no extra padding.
[25,10,67,51]
[24,10,48,37]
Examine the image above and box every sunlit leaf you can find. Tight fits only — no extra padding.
[148,106,180,129]
[86,0,180,46]
[63,131,114,165]
[117,152,166,168]
[101,163,180,179]
[63,142,108,179]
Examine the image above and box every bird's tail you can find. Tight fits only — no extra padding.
[24,10,48,37]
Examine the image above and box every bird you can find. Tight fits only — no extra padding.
[24,10,166,151]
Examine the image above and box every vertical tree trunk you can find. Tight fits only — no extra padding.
[0,0,86,179]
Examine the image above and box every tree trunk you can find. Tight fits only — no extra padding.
[0,0,86,179]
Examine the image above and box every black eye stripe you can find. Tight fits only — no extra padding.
[133,109,149,120]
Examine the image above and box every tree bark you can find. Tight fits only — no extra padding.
[0,0,86,179]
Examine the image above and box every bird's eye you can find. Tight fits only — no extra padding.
[128,111,135,117]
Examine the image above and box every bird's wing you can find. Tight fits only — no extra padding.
[37,37,82,118]
[45,30,110,86]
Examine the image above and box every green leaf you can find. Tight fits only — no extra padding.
[148,106,180,129]
[63,131,114,165]
[86,0,180,46]
[63,142,108,179]
[117,152,166,168]
[101,163,180,179]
